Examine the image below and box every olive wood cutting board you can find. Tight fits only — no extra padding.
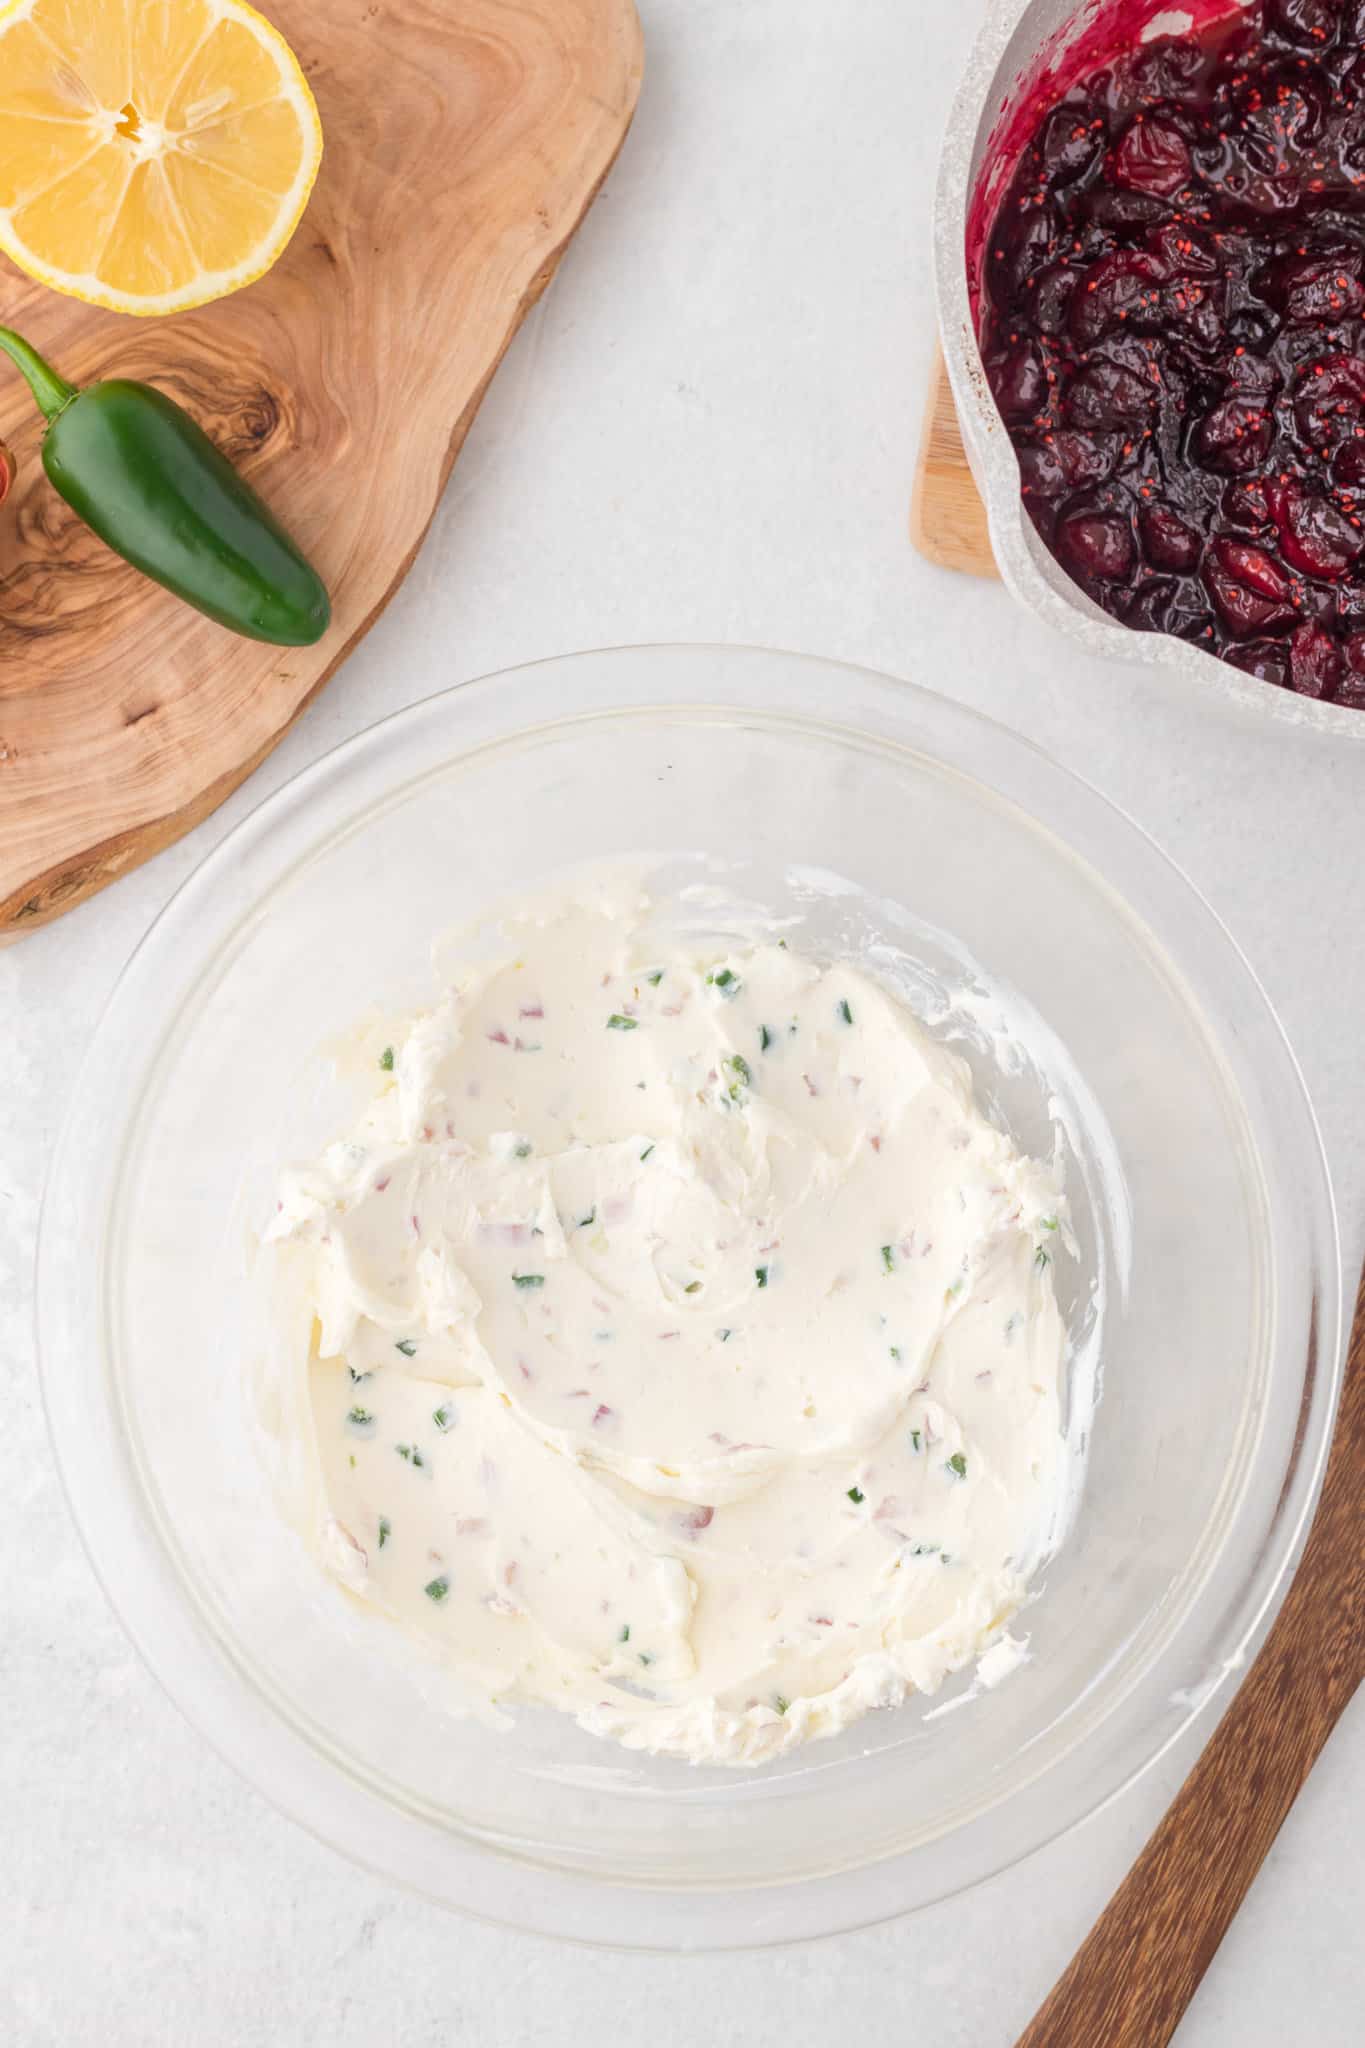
[0,0,643,936]
[910,344,997,579]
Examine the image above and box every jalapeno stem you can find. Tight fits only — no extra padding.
[0,325,79,425]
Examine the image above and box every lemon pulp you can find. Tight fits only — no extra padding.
[0,0,323,315]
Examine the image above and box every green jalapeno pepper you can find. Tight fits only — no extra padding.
[0,326,330,647]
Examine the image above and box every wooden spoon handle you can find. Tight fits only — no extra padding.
[1016,1268,1365,2048]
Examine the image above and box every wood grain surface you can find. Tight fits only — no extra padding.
[909,344,996,579]
[1016,1265,1365,2048]
[0,0,643,937]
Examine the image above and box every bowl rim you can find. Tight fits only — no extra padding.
[933,0,1365,741]
[36,642,1344,1948]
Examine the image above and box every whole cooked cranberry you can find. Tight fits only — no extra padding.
[1057,509,1135,582]
[1141,502,1201,569]
[1213,157,1302,216]
[1032,262,1082,335]
[1172,611,1222,646]
[1344,630,1365,676]
[1148,222,1221,278]
[1258,248,1365,324]
[1167,277,1227,352]
[1225,638,1292,688]
[1265,476,1365,577]
[1196,392,1277,473]
[1295,355,1365,449]
[1222,477,1273,528]
[1085,186,1171,232]
[1269,0,1344,47]
[1016,429,1117,499]
[991,343,1049,423]
[1124,578,1178,631]
[1228,351,1281,398]
[1040,103,1106,184]
[1222,539,1294,602]
[1288,620,1342,696]
[1070,251,1169,348]
[1065,358,1156,431]
[1128,38,1213,104]
[1331,437,1365,488]
[1203,536,1299,635]
[997,203,1060,297]
[1233,63,1330,163]
[1115,116,1192,196]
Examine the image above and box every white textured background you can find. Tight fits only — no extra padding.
[4,2,1363,2041]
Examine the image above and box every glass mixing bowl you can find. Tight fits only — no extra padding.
[38,645,1340,1949]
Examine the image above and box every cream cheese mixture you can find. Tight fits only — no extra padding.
[269,881,1069,1765]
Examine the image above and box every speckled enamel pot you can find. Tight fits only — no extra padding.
[934,0,1365,738]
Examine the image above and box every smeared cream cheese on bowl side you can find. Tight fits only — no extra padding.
[266,874,1073,1766]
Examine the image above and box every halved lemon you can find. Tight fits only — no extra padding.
[0,0,323,316]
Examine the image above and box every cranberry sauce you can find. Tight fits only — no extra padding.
[980,0,1365,706]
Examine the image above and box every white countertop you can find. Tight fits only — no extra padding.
[4,2,1363,2040]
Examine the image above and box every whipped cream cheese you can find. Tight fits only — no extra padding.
[269,882,1069,1765]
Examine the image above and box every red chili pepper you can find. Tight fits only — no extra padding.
[0,439,14,505]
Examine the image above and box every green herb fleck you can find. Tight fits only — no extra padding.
[647,970,664,986]
[395,1338,417,1357]
[837,998,853,1025]
[378,1516,390,1549]
[577,1207,596,1229]
[730,1053,752,1087]
[347,1405,375,1430]
[910,1541,940,1558]
[349,1365,372,1384]
[512,1140,532,1159]
[607,1013,638,1031]
[946,1452,967,1479]
[889,1345,903,1362]
[684,1280,702,1294]
[424,1575,450,1603]
[639,1651,655,1667]
[910,1429,922,1452]
[396,1443,426,1468]
[775,1695,791,1716]
[1040,1215,1059,1232]
[707,968,741,998]
[619,1624,631,1643]
[640,1144,655,1162]
[379,1045,395,1072]
[759,1024,773,1052]
[432,1405,455,1432]
[718,1328,733,1343]
[847,1486,865,1504]
[755,1265,769,1289]
[880,1244,896,1273]
[512,1272,545,1289]
[1034,1246,1051,1271]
